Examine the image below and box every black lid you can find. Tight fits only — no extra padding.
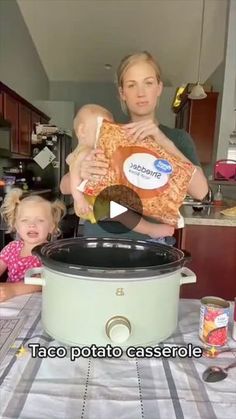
[33,237,189,280]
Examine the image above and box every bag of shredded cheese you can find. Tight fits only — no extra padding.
[83,118,195,226]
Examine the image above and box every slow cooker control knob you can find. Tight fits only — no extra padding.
[106,316,131,344]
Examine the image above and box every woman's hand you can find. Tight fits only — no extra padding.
[79,149,109,180]
[122,120,164,144]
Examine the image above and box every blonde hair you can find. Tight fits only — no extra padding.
[116,51,162,114]
[0,188,66,235]
[73,104,113,135]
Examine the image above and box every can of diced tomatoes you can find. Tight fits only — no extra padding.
[199,296,230,346]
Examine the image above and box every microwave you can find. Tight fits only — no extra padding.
[0,117,11,157]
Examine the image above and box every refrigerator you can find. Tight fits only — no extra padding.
[30,133,73,207]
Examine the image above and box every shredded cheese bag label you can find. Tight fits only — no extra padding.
[123,154,172,189]
[84,119,195,226]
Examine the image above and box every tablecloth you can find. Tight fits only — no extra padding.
[0,294,236,419]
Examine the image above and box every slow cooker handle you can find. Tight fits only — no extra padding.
[182,250,192,263]
[31,244,45,257]
[24,267,45,286]
[180,267,196,285]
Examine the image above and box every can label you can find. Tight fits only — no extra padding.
[199,297,230,346]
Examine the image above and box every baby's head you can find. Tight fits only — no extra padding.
[1,188,66,246]
[73,104,114,147]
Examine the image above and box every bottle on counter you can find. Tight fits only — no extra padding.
[213,185,223,206]
[18,161,23,173]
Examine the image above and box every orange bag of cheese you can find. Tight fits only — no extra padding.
[83,119,195,226]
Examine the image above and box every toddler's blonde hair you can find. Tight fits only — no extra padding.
[0,188,66,235]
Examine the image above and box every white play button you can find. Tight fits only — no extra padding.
[110,201,128,219]
[93,185,143,233]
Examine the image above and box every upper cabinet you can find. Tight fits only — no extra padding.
[19,104,31,156]
[0,91,3,116]
[0,82,50,157]
[3,92,19,153]
[31,111,41,133]
[174,92,219,164]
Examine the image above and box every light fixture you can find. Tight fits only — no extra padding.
[104,63,112,70]
[188,0,207,100]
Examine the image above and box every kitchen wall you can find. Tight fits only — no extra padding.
[49,81,176,127]
[0,0,49,101]
[50,81,127,123]
[214,0,236,161]
[206,61,225,168]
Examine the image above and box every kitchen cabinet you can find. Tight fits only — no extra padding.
[179,225,236,300]
[175,92,218,164]
[0,91,3,116]
[0,82,50,157]
[19,104,31,156]
[3,92,19,153]
[174,228,183,249]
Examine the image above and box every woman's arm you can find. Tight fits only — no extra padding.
[60,172,71,194]
[0,282,42,302]
[69,147,94,215]
[115,210,174,237]
[132,216,174,238]
[156,131,208,200]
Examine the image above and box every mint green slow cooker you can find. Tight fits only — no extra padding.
[25,238,196,347]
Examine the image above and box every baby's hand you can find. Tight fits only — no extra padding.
[75,201,93,216]
[0,283,15,302]
[149,224,175,239]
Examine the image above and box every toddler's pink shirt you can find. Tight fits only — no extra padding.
[0,240,42,282]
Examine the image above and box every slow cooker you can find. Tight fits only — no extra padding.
[25,238,196,347]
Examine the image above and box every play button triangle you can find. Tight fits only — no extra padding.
[110,201,128,218]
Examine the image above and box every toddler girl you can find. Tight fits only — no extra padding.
[0,188,66,302]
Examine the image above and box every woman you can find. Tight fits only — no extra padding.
[61,51,208,238]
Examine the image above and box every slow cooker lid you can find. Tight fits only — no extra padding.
[33,238,188,279]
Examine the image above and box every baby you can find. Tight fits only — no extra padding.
[62,104,175,238]
[67,104,114,222]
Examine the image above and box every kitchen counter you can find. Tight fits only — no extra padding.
[180,201,236,227]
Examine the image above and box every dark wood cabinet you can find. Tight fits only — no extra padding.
[174,228,183,249]
[179,225,236,300]
[19,104,31,155]
[3,92,19,153]
[0,91,3,116]
[175,92,218,164]
[0,82,50,157]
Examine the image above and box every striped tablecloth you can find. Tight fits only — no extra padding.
[0,294,235,419]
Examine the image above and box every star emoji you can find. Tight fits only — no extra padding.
[209,346,217,357]
[16,345,28,358]
[203,345,218,358]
